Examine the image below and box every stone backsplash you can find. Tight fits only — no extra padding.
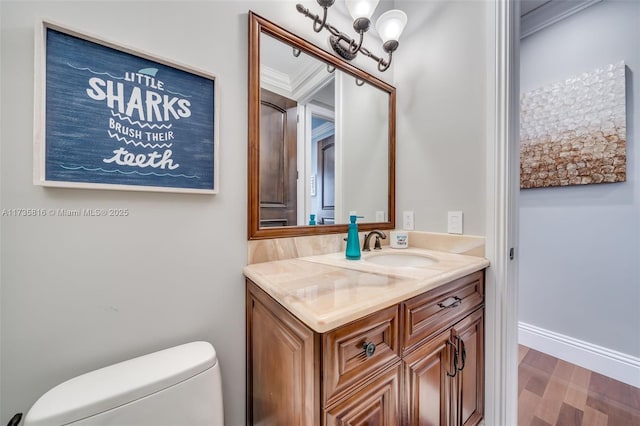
[247,231,485,264]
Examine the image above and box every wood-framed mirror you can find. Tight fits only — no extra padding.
[248,11,396,240]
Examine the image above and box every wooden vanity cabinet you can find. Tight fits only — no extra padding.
[402,271,485,425]
[403,308,484,426]
[246,270,485,426]
[246,282,321,425]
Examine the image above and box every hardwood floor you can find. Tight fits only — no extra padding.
[518,345,640,426]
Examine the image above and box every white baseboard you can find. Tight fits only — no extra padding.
[518,322,640,388]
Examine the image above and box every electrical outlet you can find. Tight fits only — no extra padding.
[447,211,463,234]
[402,211,414,230]
[375,211,385,222]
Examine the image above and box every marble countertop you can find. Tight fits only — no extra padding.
[244,247,490,333]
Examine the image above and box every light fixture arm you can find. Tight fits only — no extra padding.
[296,2,403,72]
[359,46,392,72]
[296,4,338,35]
[377,52,391,72]
[313,5,328,32]
[347,29,365,55]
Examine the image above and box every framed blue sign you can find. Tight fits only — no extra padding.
[34,21,219,193]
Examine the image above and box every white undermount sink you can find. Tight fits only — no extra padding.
[364,252,438,268]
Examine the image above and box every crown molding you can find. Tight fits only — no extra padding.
[521,0,601,38]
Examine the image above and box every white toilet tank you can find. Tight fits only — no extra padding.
[23,341,223,426]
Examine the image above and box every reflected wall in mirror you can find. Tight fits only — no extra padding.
[249,11,395,239]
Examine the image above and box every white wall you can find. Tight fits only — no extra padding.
[519,0,640,358]
[0,1,390,424]
[394,0,489,235]
[339,71,389,222]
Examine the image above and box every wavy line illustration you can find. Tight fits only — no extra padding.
[59,165,200,179]
[66,63,124,80]
[165,89,192,98]
[110,111,173,130]
[107,131,173,149]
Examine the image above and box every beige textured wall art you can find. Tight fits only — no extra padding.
[520,62,627,189]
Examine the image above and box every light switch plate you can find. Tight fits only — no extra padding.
[447,211,463,234]
[310,174,316,197]
[402,211,414,230]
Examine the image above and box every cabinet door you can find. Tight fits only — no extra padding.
[325,363,401,426]
[452,309,484,426]
[403,328,455,426]
[247,282,319,425]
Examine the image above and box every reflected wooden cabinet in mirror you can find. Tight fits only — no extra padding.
[248,11,396,239]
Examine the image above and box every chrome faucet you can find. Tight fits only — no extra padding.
[362,230,387,251]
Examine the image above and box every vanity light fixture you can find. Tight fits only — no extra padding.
[296,0,407,72]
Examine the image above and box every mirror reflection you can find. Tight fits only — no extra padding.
[248,12,395,239]
[259,32,389,228]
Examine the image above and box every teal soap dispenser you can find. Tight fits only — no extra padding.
[345,215,361,260]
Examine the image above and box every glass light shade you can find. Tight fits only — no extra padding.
[345,0,380,20]
[375,9,408,42]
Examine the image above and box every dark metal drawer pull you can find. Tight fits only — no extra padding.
[438,296,462,309]
[362,342,376,357]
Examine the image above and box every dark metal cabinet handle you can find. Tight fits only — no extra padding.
[458,336,466,372]
[446,339,458,377]
[438,296,462,309]
[363,342,376,357]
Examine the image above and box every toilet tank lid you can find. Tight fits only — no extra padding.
[24,341,218,426]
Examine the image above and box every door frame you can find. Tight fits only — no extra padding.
[484,0,520,425]
[299,103,336,224]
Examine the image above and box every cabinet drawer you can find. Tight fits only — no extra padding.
[323,304,400,405]
[402,271,484,353]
